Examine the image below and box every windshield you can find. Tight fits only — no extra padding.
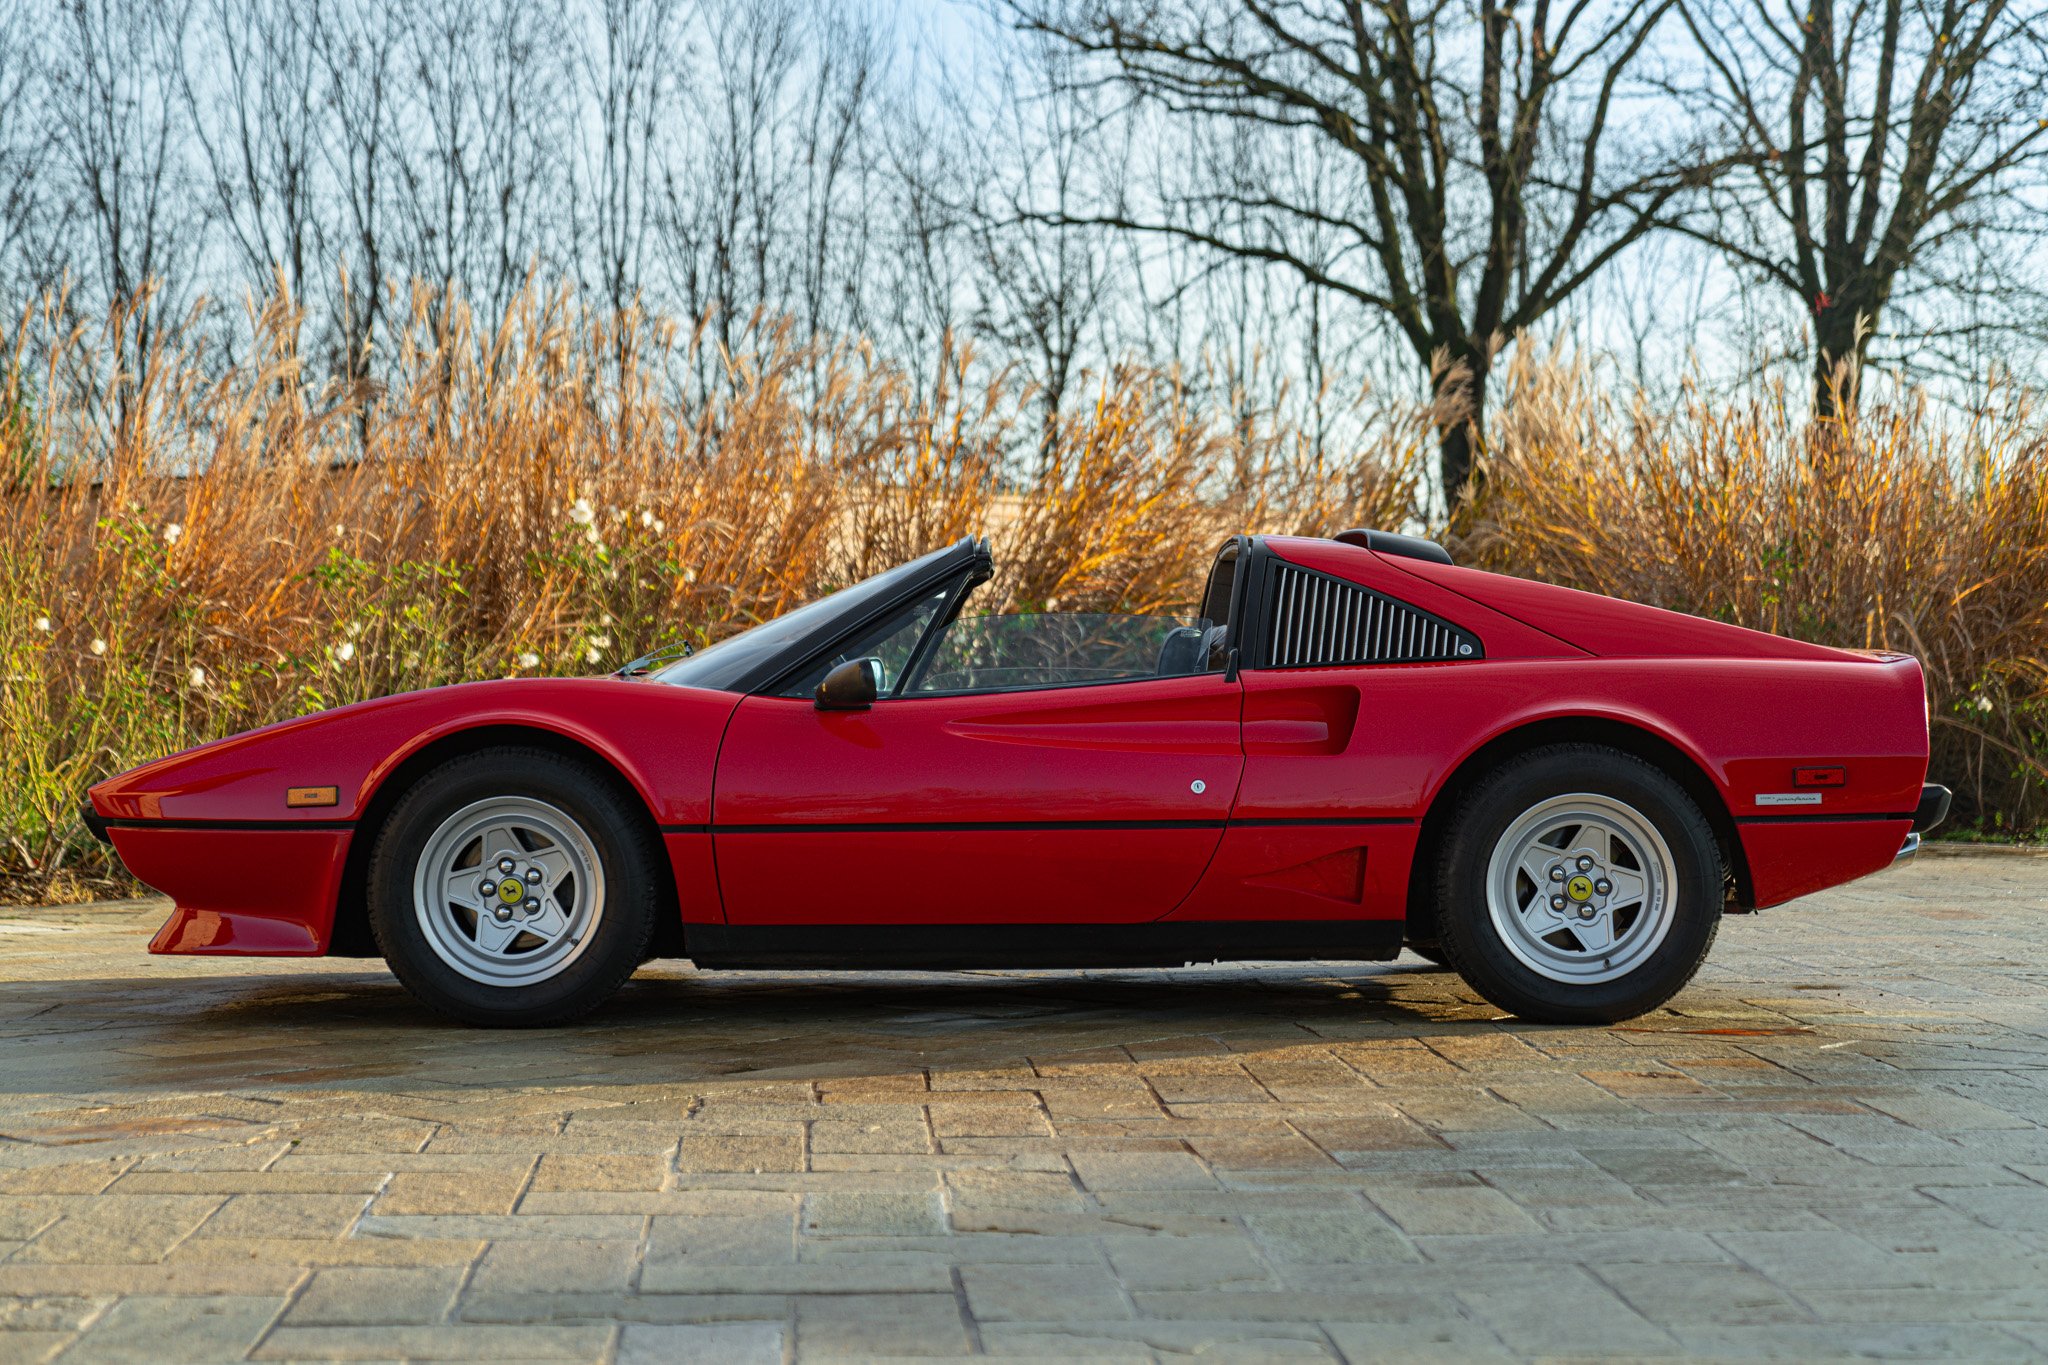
[653,542,965,693]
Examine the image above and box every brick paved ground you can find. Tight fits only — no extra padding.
[2,848,2047,1362]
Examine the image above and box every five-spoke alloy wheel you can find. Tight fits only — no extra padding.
[369,748,660,1026]
[1435,744,1721,1023]
[1485,792,1678,986]
[412,796,606,989]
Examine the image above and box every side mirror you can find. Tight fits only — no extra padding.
[815,656,882,710]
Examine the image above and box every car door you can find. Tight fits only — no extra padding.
[711,618,1244,926]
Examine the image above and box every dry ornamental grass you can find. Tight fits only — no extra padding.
[4,288,2043,902]
[0,284,1419,900]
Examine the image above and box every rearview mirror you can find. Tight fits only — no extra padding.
[815,656,882,710]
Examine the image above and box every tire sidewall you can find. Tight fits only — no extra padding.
[368,749,658,1026]
[1438,747,1721,1023]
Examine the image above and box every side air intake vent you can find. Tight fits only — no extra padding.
[1265,563,1481,667]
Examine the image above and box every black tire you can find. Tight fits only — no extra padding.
[367,747,661,1027]
[1434,744,1721,1024]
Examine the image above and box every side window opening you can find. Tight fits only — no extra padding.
[911,612,1212,695]
[776,586,953,698]
[775,540,1262,701]
[1263,562,1482,667]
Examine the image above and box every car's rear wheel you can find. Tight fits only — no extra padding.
[367,747,659,1026]
[1435,745,1720,1023]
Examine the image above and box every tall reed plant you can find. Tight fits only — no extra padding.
[1,284,1420,900]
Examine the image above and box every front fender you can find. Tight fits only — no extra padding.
[89,677,740,828]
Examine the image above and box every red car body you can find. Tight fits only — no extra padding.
[88,532,1938,971]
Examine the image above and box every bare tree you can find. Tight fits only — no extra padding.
[1011,0,1730,505]
[793,5,884,360]
[311,0,399,393]
[965,33,1122,467]
[578,0,685,325]
[388,0,568,332]
[0,2,61,315]
[873,78,972,406]
[653,1,903,405]
[47,0,206,405]
[176,0,321,318]
[1679,0,2048,416]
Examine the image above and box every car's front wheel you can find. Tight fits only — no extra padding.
[367,747,660,1026]
[1435,745,1721,1023]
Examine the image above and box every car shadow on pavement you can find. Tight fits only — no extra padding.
[0,957,1500,1096]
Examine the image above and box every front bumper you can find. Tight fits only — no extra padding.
[80,800,351,955]
[1895,783,1953,863]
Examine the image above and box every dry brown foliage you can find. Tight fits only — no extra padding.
[7,290,2044,904]
[1,285,1420,899]
[1458,345,2048,834]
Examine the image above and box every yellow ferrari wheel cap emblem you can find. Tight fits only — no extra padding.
[498,879,524,904]
[1566,874,1594,902]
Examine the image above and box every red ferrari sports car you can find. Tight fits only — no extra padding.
[86,530,1948,1026]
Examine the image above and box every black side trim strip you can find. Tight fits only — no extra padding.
[717,819,1225,834]
[681,919,1405,970]
[693,816,1416,836]
[98,818,357,833]
[1232,817,1414,829]
[1735,811,1915,826]
[100,814,1426,839]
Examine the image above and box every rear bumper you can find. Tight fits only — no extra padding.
[1895,784,1953,865]
[1912,784,1952,835]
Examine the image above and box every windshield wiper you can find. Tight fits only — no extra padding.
[616,641,694,677]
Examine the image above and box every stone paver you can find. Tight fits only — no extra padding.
[3,848,2047,1360]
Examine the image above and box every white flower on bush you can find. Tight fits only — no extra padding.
[89,637,107,656]
[584,526,602,547]
[584,647,600,664]
[653,518,666,534]
[335,641,357,663]
[591,634,612,649]
[188,665,206,689]
[640,509,655,528]
[163,523,182,544]
[1975,696,1994,713]
[568,497,595,526]
[517,652,539,669]
[34,616,50,632]
[682,568,697,585]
